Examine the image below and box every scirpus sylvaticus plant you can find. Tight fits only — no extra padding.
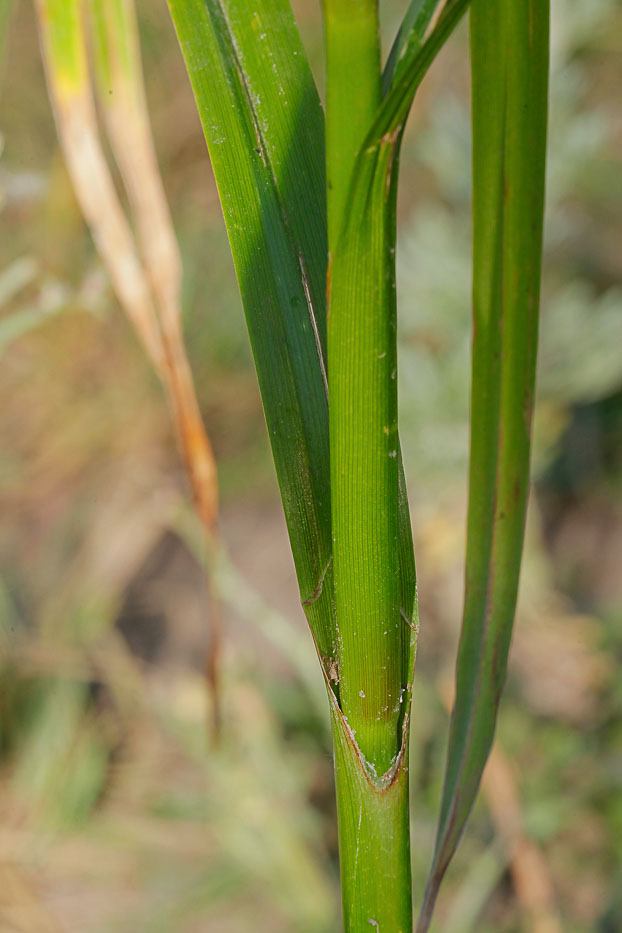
[33,0,549,929]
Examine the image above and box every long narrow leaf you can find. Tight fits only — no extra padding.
[374,0,470,141]
[417,2,549,927]
[382,0,442,93]
[167,0,337,661]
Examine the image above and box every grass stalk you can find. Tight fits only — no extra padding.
[163,0,547,926]
[323,0,381,248]
[324,0,402,782]
[330,691,413,932]
[5,0,555,923]
[323,2,416,927]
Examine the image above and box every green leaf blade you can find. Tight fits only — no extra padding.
[376,0,470,140]
[418,2,550,927]
[382,0,441,93]
[36,0,88,95]
[167,0,336,657]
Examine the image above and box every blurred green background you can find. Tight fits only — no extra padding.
[0,1,620,930]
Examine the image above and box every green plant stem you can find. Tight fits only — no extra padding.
[325,0,401,780]
[323,1,413,928]
[330,693,412,933]
[328,140,404,778]
[323,0,381,248]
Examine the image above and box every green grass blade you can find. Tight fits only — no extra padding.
[36,0,87,95]
[417,2,550,928]
[382,0,442,93]
[375,0,469,138]
[89,0,137,99]
[167,0,336,659]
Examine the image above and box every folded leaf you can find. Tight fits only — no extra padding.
[168,0,337,659]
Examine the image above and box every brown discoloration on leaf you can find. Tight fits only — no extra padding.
[382,125,402,199]
[400,606,418,633]
[322,654,340,685]
[302,556,333,606]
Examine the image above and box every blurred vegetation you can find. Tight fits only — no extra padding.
[0,0,620,930]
